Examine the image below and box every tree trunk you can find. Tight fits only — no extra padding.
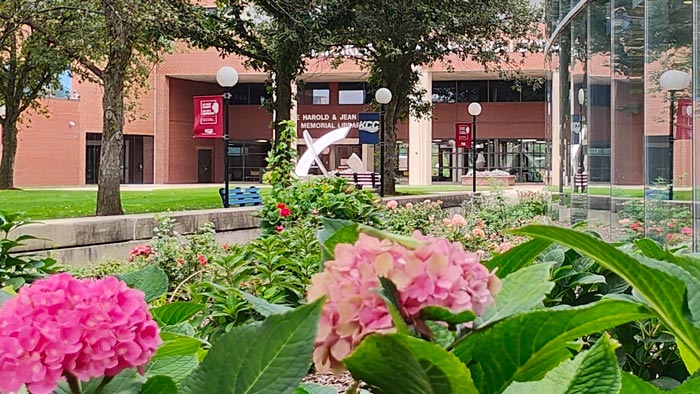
[383,100,399,195]
[96,67,125,216]
[0,117,19,189]
[273,71,293,142]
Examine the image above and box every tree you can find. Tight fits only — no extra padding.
[339,0,541,194]
[0,0,70,189]
[13,0,217,214]
[204,0,358,140]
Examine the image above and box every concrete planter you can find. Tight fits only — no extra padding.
[461,175,516,187]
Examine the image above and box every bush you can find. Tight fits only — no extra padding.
[381,199,446,236]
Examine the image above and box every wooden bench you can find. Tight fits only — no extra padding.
[336,172,381,190]
[219,186,262,207]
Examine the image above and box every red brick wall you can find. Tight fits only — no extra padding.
[433,102,545,140]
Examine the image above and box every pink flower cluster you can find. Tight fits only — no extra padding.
[128,244,152,262]
[442,214,468,227]
[0,273,162,394]
[308,232,499,373]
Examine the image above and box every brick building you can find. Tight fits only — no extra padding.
[3,44,545,187]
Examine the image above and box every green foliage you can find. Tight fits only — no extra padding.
[260,176,382,232]
[617,199,692,246]
[180,298,324,394]
[502,334,621,394]
[150,302,205,326]
[264,120,298,188]
[0,211,61,289]
[117,265,169,303]
[381,199,446,235]
[344,334,478,394]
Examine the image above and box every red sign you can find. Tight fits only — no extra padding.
[676,98,692,140]
[193,96,224,138]
[455,122,472,148]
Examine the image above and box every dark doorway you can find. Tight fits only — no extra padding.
[197,149,213,183]
[85,133,154,184]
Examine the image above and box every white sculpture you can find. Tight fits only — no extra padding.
[295,127,351,177]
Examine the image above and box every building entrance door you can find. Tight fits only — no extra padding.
[197,149,213,183]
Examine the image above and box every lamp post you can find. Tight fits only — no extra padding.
[468,102,482,193]
[659,69,691,201]
[375,88,392,197]
[216,66,239,208]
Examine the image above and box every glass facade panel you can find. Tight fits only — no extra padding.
[546,0,699,248]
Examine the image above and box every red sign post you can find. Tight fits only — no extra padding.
[676,98,692,140]
[193,96,224,138]
[455,122,472,148]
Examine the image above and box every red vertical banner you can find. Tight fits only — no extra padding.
[676,98,692,140]
[193,96,224,138]
[455,122,472,148]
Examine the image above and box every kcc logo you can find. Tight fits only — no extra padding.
[358,112,380,144]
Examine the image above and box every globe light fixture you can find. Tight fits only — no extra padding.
[216,66,239,88]
[216,66,240,208]
[660,70,691,92]
[468,102,482,117]
[375,88,392,105]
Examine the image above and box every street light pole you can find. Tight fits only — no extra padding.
[668,90,676,201]
[659,69,690,201]
[375,88,392,197]
[468,102,482,194]
[216,66,239,208]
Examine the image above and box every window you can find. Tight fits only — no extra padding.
[338,82,366,105]
[228,83,269,105]
[521,82,545,102]
[489,81,519,102]
[50,70,72,99]
[302,83,330,105]
[432,81,457,103]
[457,81,488,102]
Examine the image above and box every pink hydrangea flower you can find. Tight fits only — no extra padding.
[308,232,499,374]
[450,214,467,227]
[472,228,486,238]
[386,200,398,209]
[0,273,161,394]
[128,245,152,262]
[405,202,413,209]
[681,227,693,235]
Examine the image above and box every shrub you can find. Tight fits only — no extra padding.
[381,199,446,236]
[263,120,298,189]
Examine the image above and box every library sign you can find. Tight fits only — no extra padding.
[298,113,359,131]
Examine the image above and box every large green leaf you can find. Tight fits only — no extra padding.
[453,299,650,394]
[153,335,202,359]
[151,302,204,326]
[475,263,554,328]
[485,238,553,278]
[317,218,358,261]
[514,225,700,374]
[419,306,476,325]
[344,333,478,394]
[634,238,666,260]
[146,355,199,385]
[295,383,339,394]
[621,373,700,393]
[179,298,324,394]
[139,376,177,394]
[117,265,169,303]
[503,334,620,394]
[236,290,292,317]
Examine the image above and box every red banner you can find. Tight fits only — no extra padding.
[194,96,224,138]
[676,98,692,140]
[455,122,472,148]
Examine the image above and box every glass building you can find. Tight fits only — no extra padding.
[545,0,699,248]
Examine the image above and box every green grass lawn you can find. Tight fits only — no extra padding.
[0,187,272,220]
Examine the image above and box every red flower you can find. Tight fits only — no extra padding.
[197,255,207,266]
[177,258,185,267]
[276,203,287,209]
[222,243,230,251]
[276,225,284,232]
[280,207,291,217]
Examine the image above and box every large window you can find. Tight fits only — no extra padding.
[301,83,330,105]
[228,83,269,105]
[431,80,544,103]
[338,82,367,105]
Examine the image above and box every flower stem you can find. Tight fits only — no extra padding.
[94,376,114,394]
[64,372,82,394]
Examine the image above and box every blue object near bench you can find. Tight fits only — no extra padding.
[219,186,262,207]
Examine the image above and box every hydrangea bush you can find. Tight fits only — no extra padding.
[0,273,160,394]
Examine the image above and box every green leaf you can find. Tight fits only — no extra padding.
[139,376,177,394]
[295,383,339,394]
[151,302,205,326]
[635,238,666,260]
[0,286,15,306]
[541,248,567,264]
[375,277,409,334]
[476,263,554,328]
[58,369,146,394]
[621,373,700,393]
[344,333,478,394]
[146,355,199,385]
[503,334,620,394]
[117,265,169,303]
[419,305,476,325]
[514,225,700,374]
[486,238,553,278]
[180,298,325,394]
[453,299,651,394]
[236,289,292,316]
[153,336,202,359]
